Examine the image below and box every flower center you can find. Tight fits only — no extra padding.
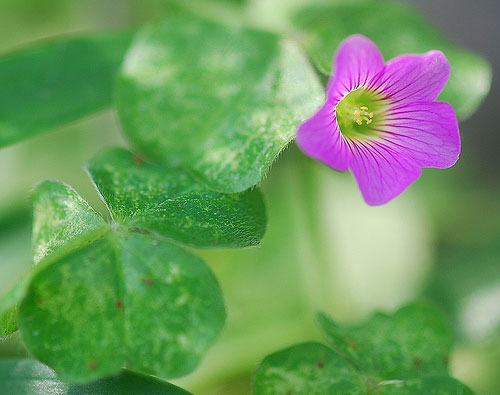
[336,88,387,139]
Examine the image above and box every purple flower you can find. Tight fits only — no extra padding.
[297,34,460,205]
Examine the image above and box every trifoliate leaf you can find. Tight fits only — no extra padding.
[254,304,472,394]
[6,176,230,383]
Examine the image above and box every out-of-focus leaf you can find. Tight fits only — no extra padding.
[32,180,106,263]
[0,32,132,148]
[426,238,500,341]
[374,376,473,395]
[317,304,452,379]
[0,359,191,394]
[13,180,226,383]
[292,1,491,120]
[86,148,266,248]
[116,13,323,193]
[254,304,472,394]
[254,342,362,395]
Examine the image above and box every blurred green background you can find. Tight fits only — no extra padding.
[0,0,498,394]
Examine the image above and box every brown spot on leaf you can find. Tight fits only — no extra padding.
[414,358,423,368]
[27,316,33,322]
[133,154,144,165]
[36,297,43,305]
[116,300,124,309]
[143,277,153,285]
[348,341,357,348]
[88,360,97,370]
[317,360,325,368]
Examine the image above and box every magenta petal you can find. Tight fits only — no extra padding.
[371,51,450,103]
[327,34,385,102]
[379,101,460,168]
[296,102,350,171]
[348,141,422,205]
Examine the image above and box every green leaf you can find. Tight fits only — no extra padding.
[254,304,472,394]
[0,359,191,394]
[19,231,225,383]
[8,178,227,383]
[292,1,492,120]
[0,305,18,337]
[32,180,106,263]
[86,148,267,248]
[254,343,472,395]
[0,32,132,149]
[373,376,473,395]
[116,13,323,193]
[254,342,363,395]
[317,304,452,379]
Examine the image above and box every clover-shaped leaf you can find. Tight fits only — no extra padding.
[292,0,491,121]
[0,33,132,148]
[254,304,472,394]
[0,147,266,383]
[0,359,191,395]
[116,12,323,193]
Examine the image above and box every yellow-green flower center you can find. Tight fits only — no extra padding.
[336,88,387,138]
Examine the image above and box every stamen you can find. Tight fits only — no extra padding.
[352,105,375,126]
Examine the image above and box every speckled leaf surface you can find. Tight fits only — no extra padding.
[86,148,266,248]
[0,32,132,148]
[0,359,191,395]
[254,342,363,395]
[32,180,106,263]
[5,174,230,382]
[292,0,491,120]
[0,305,18,337]
[18,231,225,383]
[317,304,452,379]
[116,13,323,193]
[254,304,472,394]
[19,238,125,382]
[0,275,33,338]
